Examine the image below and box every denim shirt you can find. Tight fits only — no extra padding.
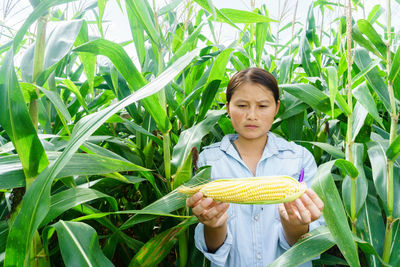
[194,133,324,267]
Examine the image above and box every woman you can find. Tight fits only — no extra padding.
[186,68,324,266]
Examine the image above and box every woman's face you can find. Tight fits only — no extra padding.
[227,82,280,142]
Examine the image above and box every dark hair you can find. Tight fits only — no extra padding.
[226,68,279,104]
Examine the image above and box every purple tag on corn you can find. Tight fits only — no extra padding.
[298,168,304,182]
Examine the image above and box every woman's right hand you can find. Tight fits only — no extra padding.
[186,192,230,228]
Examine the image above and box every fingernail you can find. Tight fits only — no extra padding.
[298,168,304,182]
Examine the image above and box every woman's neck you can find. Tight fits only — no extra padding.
[234,134,268,157]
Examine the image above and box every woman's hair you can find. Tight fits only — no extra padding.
[226,68,279,104]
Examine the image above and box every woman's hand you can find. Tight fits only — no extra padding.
[278,188,324,245]
[186,192,229,228]
[186,192,230,252]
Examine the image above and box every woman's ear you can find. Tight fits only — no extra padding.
[275,100,280,116]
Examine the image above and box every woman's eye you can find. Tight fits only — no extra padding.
[238,105,246,108]
[260,105,267,108]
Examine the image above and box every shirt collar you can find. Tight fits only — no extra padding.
[219,132,282,162]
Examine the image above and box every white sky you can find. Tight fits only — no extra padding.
[1,0,400,66]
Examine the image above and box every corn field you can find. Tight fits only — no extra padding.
[1,0,400,266]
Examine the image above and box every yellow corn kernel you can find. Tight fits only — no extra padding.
[178,176,306,204]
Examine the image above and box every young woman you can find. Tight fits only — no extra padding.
[186,68,324,266]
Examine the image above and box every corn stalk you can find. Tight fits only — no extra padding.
[382,0,397,262]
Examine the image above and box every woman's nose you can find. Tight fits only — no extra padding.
[246,106,257,119]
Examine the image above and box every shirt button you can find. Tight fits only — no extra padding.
[254,215,259,221]
[257,253,262,260]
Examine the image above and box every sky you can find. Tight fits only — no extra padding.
[1,0,399,66]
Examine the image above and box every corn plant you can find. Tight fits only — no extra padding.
[0,0,400,266]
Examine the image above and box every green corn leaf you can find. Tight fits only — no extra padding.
[125,0,160,45]
[352,25,383,59]
[354,48,391,112]
[389,220,400,266]
[4,50,197,266]
[219,8,278,23]
[280,84,341,117]
[367,4,384,24]
[353,83,384,128]
[173,148,193,190]
[12,0,79,52]
[41,188,117,227]
[341,144,368,217]
[326,66,338,118]
[172,110,224,169]
[74,38,172,133]
[389,45,400,85]
[356,184,385,267]
[36,85,72,122]
[255,22,268,65]
[268,226,335,267]
[0,50,49,183]
[62,79,89,113]
[129,217,198,267]
[305,141,345,159]
[312,160,360,267]
[193,0,238,29]
[386,134,400,161]
[53,220,113,267]
[121,166,210,229]
[357,19,387,58]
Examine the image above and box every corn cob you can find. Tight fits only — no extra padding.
[178,176,307,204]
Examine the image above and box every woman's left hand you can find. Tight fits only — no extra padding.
[278,188,324,245]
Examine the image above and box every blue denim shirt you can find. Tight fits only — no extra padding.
[194,133,324,267]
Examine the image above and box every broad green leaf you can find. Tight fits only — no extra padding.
[0,152,148,189]
[354,48,391,112]
[62,79,89,112]
[367,4,384,24]
[121,166,210,229]
[97,0,107,37]
[342,144,368,216]
[74,20,95,93]
[306,141,345,159]
[125,0,160,45]
[171,110,224,168]
[74,38,172,133]
[326,66,338,118]
[356,186,385,267]
[219,8,278,23]
[312,160,360,267]
[390,220,400,266]
[353,83,384,128]
[269,226,335,267]
[36,85,72,122]
[21,20,84,85]
[41,188,117,227]
[126,1,145,67]
[123,119,163,147]
[173,148,193,190]
[352,25,383,59]
[352,58,381,88]
[367,141,388,210]
[53,220,113,267]
[280,84,341,116]
[193,0,239,29]
[278,55,293,84]
[255,22,268,65]
[357,19,387,57]
[386,134,400,161]
[129,217,198,267]
[352,102,368,142]
[389,45,400,95]
[4,50,197,266]
[0,50,49,182]
[353,236,390,267]
[197,48,233,121]
[12,0,79,52]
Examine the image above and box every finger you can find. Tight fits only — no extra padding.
[283,201,297,217]
[192,197,213,217]
[306,189,324,210]
[300,193,322,221]
[201,203,229,221]
[186,192,204,208]
[294,199,312,224]
[278,203,288,221]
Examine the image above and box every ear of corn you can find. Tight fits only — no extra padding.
[178,176,307,204]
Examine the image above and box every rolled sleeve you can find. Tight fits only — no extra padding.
[278,225,291,251]
[194,223,233,266]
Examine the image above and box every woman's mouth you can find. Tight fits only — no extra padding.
[245,125,258,129]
